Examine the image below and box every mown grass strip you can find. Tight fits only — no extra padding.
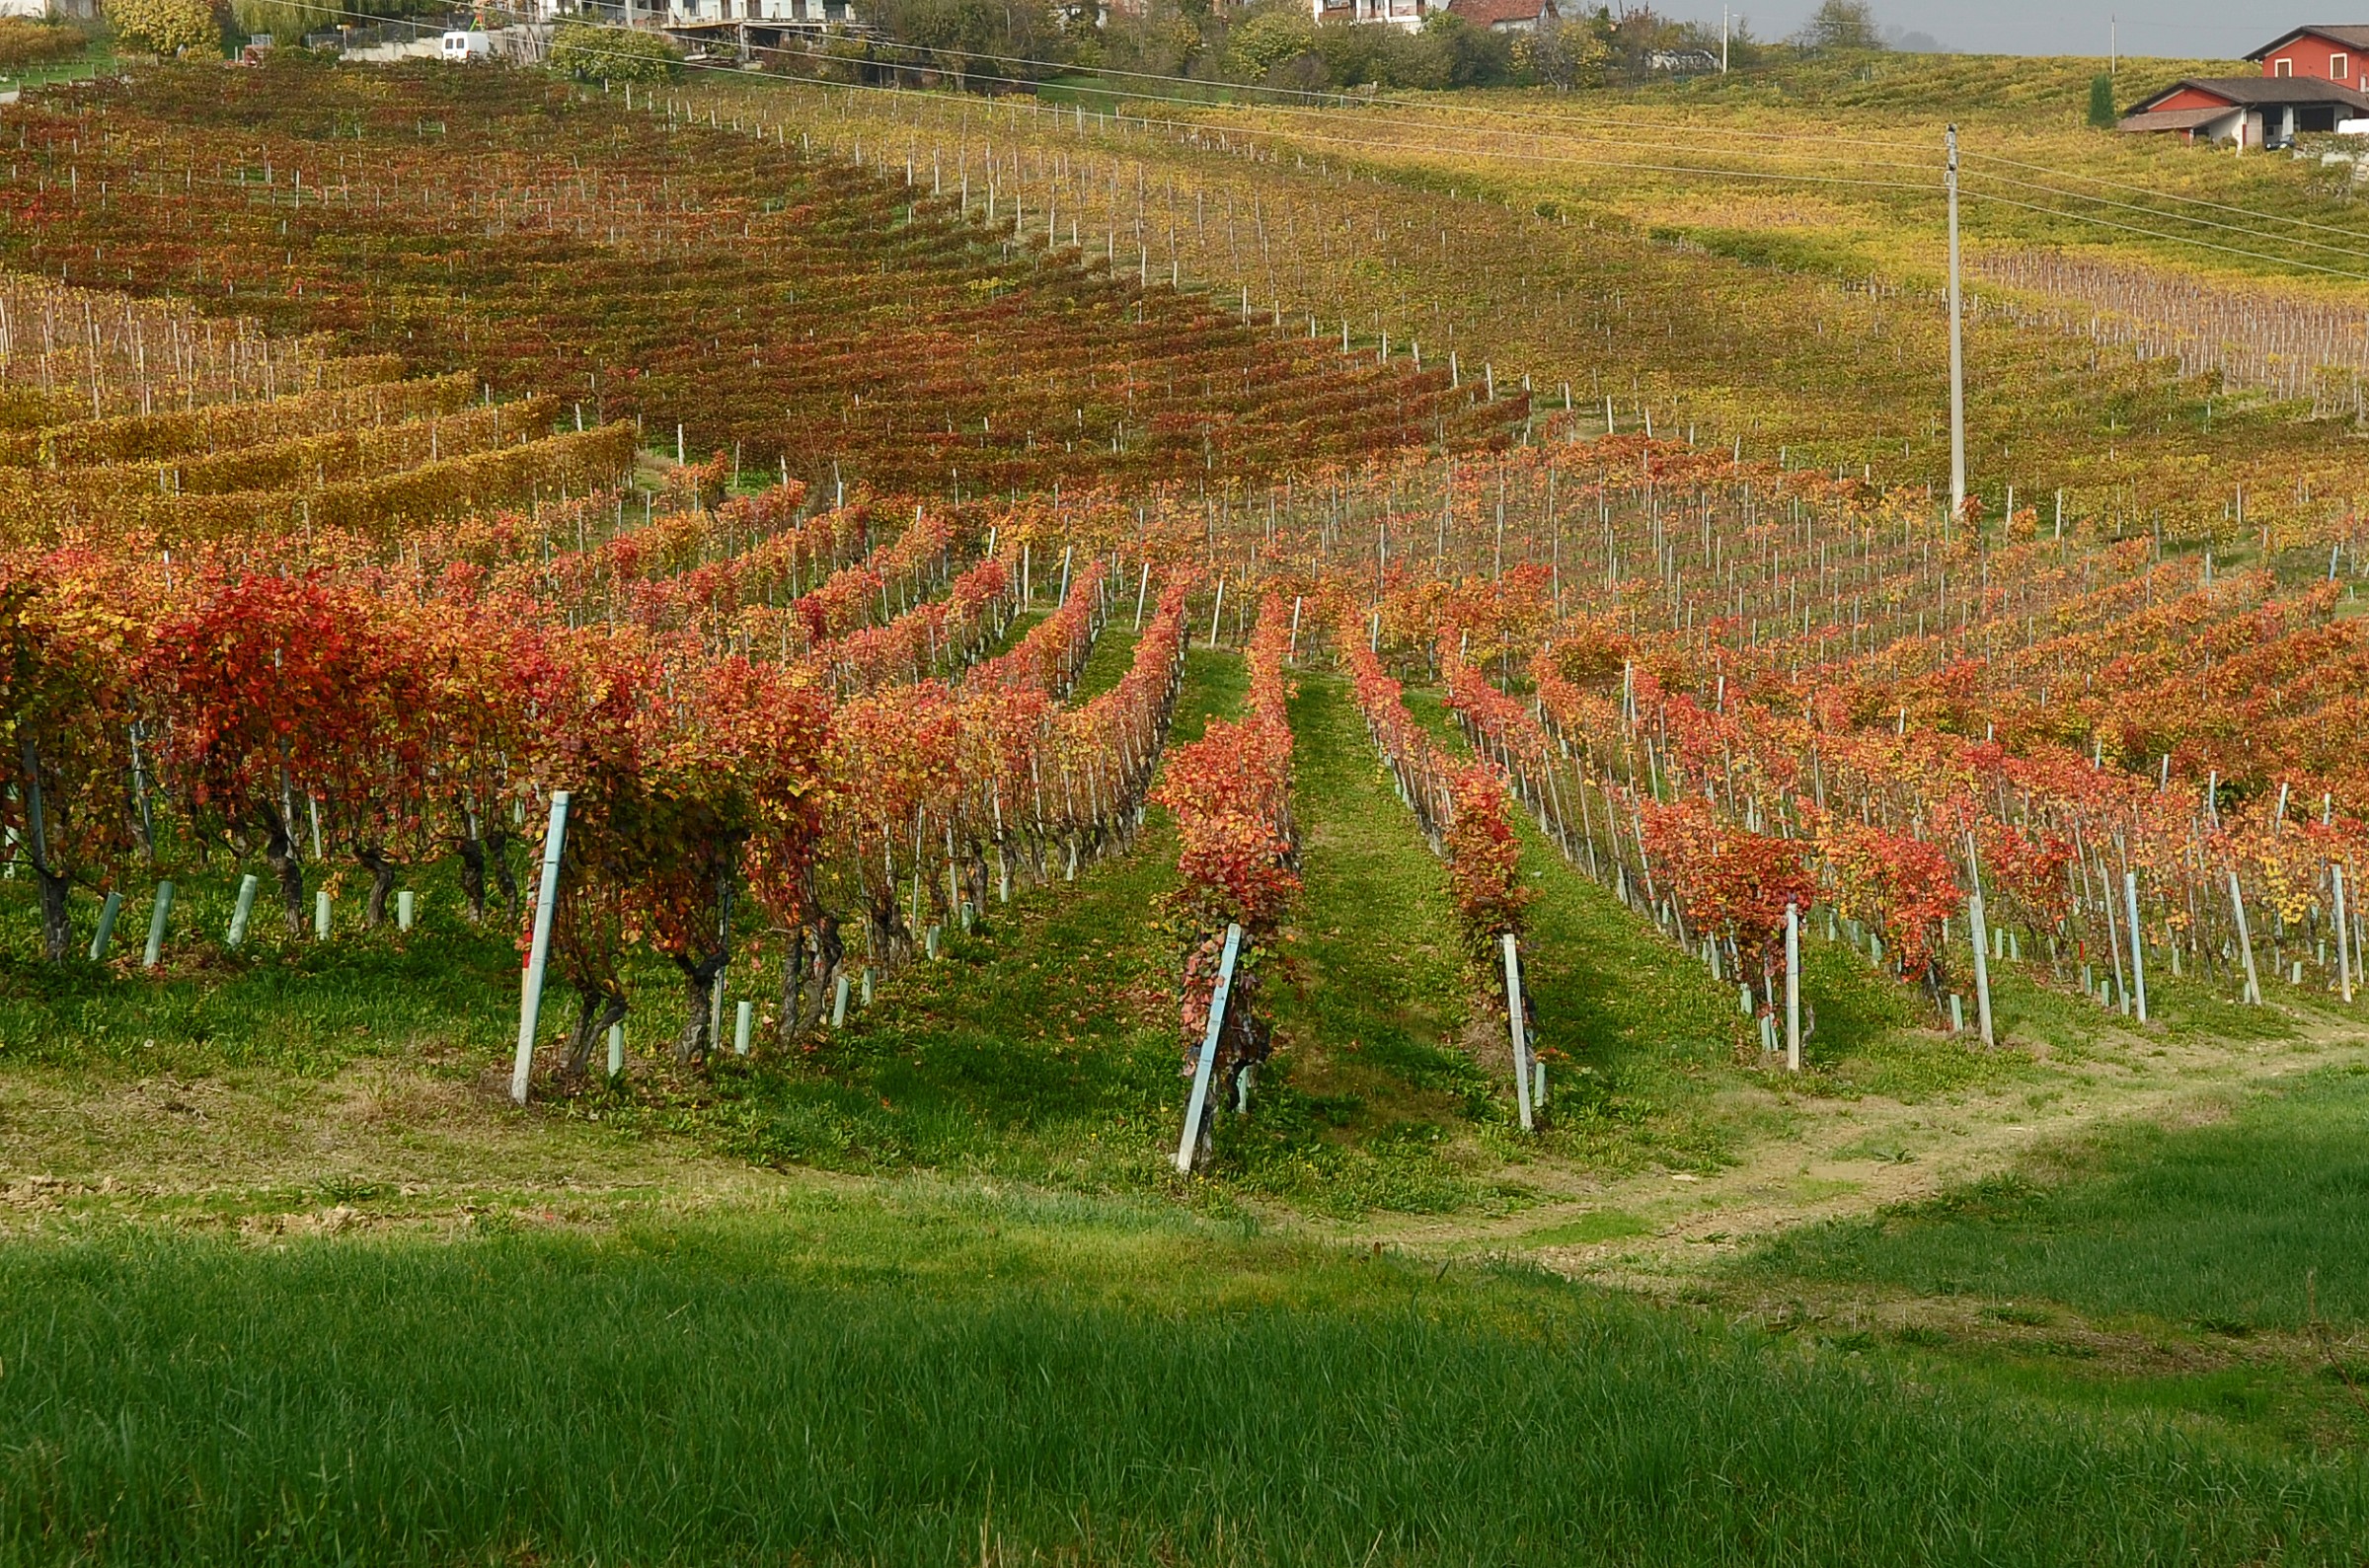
[1211,669,1503,1216]
[4,1192,2367,1566]
[1745,1064,2369,1333]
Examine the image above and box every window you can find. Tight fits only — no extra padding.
[2334,53,2351,80]
[2276,57,2294,76]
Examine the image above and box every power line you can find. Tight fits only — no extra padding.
[715,45,2369,271]
[36,5,2369,280]
[223,0,1944,162]
[1961,167,2369,264]
[819,36,1938,155]
[1963,148,2369,246]
[1961,189,2369,280]
[708,41,1943,177]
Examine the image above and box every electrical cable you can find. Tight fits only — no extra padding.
[1961,189,2369,280]
[32,5,2369,279]
[1961,167,2369,263]
[1963,148,2369,245]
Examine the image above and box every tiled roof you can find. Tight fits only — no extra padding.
[2249,24,2369,58]
[2117,107,2238,132]
[2133,75,2369,111]
[1445,0,1556,24]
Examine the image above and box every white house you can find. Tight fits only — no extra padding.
[629,0,854,22]
[1446,0,1560,33]
[1313,0,1439,34]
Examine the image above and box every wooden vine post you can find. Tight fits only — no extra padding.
[510,790,572,1106]
[2336,865,2355,1005]
[1784,901,1801,1072]
[1502,932,1534,1131]
[2228,867,2263,1007]
[1176,923,1243,1175]
[1963,833,1995,1048]
[2122,870,2148,1024]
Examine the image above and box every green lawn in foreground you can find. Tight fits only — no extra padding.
[1745,1064,2369,1334]
[5,1187,2369,1567]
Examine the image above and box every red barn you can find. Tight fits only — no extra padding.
[2248,24,2369,89]
[2121,24,2369,146]
[2121,74,2369,147]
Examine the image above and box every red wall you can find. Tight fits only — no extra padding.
[2149,85,2239,112]
[2261,35,2363,88]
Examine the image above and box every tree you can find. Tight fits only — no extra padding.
[108,0,220,57]
[1104,0,1201,78]
[1793,0,1883,52]
[1512,17,1610,88]
[2088,73,2118,128]
[550,21,682,84]
[1421,11,1511,88]
[858,0,1065,86]
[1226,7,1316,82]
[1679,12,1759,68]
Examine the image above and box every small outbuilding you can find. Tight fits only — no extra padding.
[1644,45,1719,73]
[2119,74,2369,148]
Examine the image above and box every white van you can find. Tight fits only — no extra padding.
[440,31,494,62]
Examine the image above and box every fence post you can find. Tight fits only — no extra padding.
[2229,867,2262,1006]
[1785,901,1801,1071]
[1502,933,1534,1130]
[1176,924,1243,1174]
[2123,870,2148,1023]
[510,791,572,1106]
[2336,865,2355,1005]
[1964,833,1996,1047]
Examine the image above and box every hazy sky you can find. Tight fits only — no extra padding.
[1660,2,2267,61]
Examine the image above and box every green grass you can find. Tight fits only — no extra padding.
[1398,681,2025,1165]
[8,1189,2369,1565]
[1035,71,1249,112]
[1209,669,1501,1216]
[1745,1065,2369,1333]
[598,640,1244,1194]
[0,868,520,1081]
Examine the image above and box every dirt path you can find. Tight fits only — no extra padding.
[1349,1006,2369,1295]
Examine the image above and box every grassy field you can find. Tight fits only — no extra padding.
[9,1183,2369,1566]
[1751,1064,2369,1331]
[1721,1064,2369,1458]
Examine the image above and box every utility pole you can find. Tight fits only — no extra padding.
[2110,15,2118,78]
[1721,7,1730,73]
[1946,123,1966,519]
